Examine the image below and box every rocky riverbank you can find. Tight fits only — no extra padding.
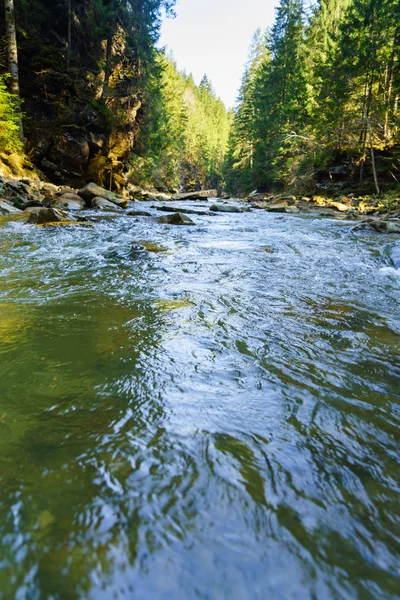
[0,174,399,234]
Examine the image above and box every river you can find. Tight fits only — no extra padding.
[0,202,399,599]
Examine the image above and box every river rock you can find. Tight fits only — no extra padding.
[265,203,288,213]
[26,207,76,225]
[173,190,217,200]
[209,204,242,213]
[285,206,300,214]
[41,182,60,194]
[92,197,122,211]
[127,210,151,217]
[328,201,351,212]
[158,213,195,226]
[0,200,23,215]
[352,219,400,234]
[78,182,128,209]
[53,194,86,210]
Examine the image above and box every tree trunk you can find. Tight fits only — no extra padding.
[102,33,113,99]
[4,0,23,140]
[67,0,72,68]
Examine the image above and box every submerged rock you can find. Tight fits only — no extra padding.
[154,205,211,216]
[138,241,168,253]
[209,204,242,213]
[158,213,195,226]
[391,247,400,268]
[127,210,151,217]
[352,218,400,234]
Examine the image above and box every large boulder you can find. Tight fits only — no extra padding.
[0,200,23,215]
[158,213,195,226]
[26,207,76,225]
[53,193,86,211]
[78,182,128,209]
[92,196,123,211]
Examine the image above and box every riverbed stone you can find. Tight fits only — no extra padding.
[127,210,152,217]
[26,207,76,225]
[92,197,122,211]
[265,203,288,213]
[0,200,23,215]
[158,213,195,225]
[78,182,128,209]
[209,204,242,213]
[53,194,86,210]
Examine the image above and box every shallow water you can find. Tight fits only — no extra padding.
[0,202,399,600]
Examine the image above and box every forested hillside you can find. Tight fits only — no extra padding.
[0,0,229,191]
[226,0,400,196]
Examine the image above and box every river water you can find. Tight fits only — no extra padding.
[0,202,399,599]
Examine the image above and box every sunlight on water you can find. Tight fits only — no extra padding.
[0,204,399,599]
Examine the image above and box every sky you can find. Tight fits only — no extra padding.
[159,0,280,109]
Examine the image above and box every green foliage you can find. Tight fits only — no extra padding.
[0,76,22,153]
[225,0,400,194]
[132,53,231,190]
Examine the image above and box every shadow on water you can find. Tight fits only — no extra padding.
[0,208,399,599]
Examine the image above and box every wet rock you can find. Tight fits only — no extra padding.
[92,197,122,211]
[26,207,76,225]
[285,206,300,214]
[373,220,400,234]
[53,194,86,211]
[78,182,128,209]
[265,203,288,213]
[153,206,210,216]
[127,210,151,217]
[352,219,400,234]
[209,204,242,213]
[391,248,400,268]
[0,200,23,215]
[158,213,195,226]
[173,190,217,200]
[138,241,168,253]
